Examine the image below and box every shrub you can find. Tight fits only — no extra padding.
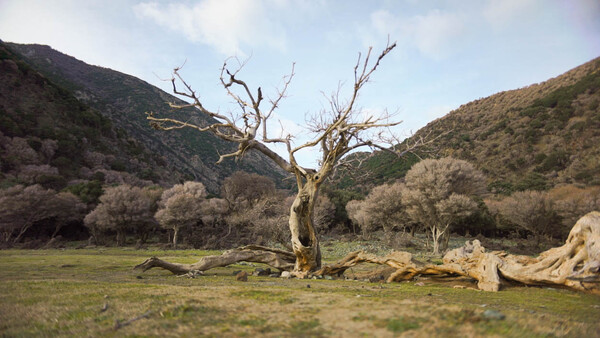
[402,158,486,254]
[84,185,157,245]
[489,190,562,242]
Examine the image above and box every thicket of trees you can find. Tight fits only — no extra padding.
[83,185,161,245]
[345,157,600,254]
[486,185,600,244]
[346,158,486,254]
[0,184,85,243]
[1,157,598,252]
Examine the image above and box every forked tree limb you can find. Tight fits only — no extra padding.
[134,245,295,274]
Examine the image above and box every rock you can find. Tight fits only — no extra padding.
[482,309,505,320]
[253,268,271,276]
[306,284,311,288]
[415,282,425,286]
[281,271,292,278]
[368,275,384,283]
[236,271,248,282]
[453,285,466,289]
[269,273,280,278]
[232,270,242,276]
[324,275,334,280]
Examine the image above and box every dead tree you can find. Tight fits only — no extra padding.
[145,42,428,277]
[136,212,599,293]
[316,211,600,293]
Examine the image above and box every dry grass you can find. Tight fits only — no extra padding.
[1,247,599,337]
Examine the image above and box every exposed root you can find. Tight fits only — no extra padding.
[135,212,600,293]
[318,211,600,293]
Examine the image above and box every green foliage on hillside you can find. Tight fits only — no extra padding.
[339,57,600,191]
[0,42,180,190]
[5,42,289,193]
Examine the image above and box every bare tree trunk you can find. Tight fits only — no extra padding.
[431,227,441,255]
[288,181,321,278]
[173,227,179,249]
[431,224,450,255]
[116,231,125,246]
[441,230,450,252]
[317,212,600,293]
[51,225,62,239]
[13,223,33,243]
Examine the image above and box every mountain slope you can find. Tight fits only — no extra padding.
[0,41,177,189]
[6,42,288,193]
[340,57,600,193]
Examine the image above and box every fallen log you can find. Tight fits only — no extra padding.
[134,245,295,274]
[135,212,600,293]
[317,211,600,293]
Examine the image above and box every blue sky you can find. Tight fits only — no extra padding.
[1,0,599,167]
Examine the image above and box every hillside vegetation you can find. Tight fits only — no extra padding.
[340,57,600,193]
[0,42,176,189]
[5,42,288,193]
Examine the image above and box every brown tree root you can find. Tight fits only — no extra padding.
[135,212,600,293]
[318,211,600,293]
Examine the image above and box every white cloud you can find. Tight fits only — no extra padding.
[411,10,466,60]
[483,0,541,30]
[133,0,287,56]
[368,9,467,60]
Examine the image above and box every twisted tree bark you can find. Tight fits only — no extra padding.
[135,212,600,294]
[318,211,600,293]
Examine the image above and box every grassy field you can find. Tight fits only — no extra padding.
[1,246,599,337]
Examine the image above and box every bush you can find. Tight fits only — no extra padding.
[488,190,562,242]
[63,180,104,204]
[515,172,548,191]
[402,158,486,254]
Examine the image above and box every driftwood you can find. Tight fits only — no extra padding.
[135,212,600,293]
[318,211,600,293]
[134,245,296,274]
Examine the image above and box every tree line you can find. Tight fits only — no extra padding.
[346,158,600,254]
[2,157,598,252]
[0,171,335,249]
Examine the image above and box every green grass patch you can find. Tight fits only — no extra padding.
[230,290,296,304]
[382,317,422,333]
[0,247,599,337]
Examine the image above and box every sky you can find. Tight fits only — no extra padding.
[1,0,599,168]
